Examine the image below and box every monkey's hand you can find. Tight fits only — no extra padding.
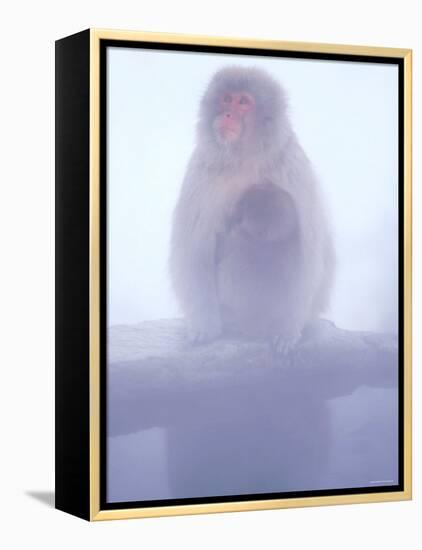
[187,311,222,345]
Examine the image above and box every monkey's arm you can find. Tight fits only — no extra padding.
[170,185,222,344]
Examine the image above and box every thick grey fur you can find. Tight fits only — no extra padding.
[170,66,335,351]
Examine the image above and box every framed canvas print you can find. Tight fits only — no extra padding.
[55,29,412,521]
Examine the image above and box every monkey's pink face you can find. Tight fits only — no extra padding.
[214,91,255,144]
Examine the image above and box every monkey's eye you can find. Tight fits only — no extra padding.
[239,95,250,105]
[223,94,232,103]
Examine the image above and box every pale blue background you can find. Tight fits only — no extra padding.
[106,47,399,503]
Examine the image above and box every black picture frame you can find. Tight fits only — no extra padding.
[55,29,412,521]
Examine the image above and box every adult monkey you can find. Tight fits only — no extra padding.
[170,66,335,353]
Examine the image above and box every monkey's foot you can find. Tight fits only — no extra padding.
[271,334,300,357]
[187,318,222,346]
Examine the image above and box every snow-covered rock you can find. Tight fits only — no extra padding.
[107,318,399,501]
